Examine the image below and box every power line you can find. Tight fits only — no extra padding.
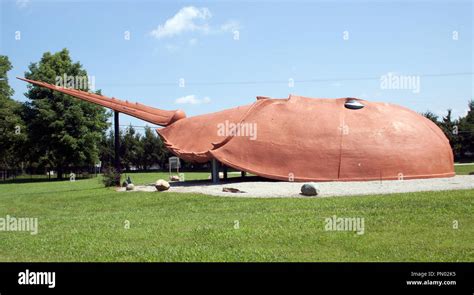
[98,72,474,87]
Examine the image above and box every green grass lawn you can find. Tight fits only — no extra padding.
[0,172,472,262]
[454,163,474,175]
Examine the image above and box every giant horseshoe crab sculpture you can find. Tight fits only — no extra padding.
[18,77,454,181]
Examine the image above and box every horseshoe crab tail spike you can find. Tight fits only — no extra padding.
[17,77,186,126]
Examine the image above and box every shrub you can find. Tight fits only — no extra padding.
[102,166,121,187]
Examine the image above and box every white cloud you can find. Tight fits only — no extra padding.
[150,6,211,39]
[175,95,211,105]
[220,20,240,32]
[150,6,240,42]
[16,0,30,9]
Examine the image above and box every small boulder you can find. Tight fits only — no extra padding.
[126,183,135,191]
[301,183,320,196]
[169,175,180,181]
[155,179,170,191]
[123,176,133,187]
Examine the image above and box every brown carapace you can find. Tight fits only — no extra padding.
[18,77,455,182]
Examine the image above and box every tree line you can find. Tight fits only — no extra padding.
[99,126,171,172]
[422,103,474,161]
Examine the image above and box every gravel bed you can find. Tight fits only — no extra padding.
[118,175,474,198]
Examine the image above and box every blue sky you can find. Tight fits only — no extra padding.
[1,0,472,130]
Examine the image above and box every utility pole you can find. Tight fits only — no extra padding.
[114,111,121,185]
[211,159,219,184]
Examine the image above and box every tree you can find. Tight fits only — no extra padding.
[440,109,461,158]
[457,100,474,160]
[423,103,474,161]
[98,125,170,171]
[98,128,115,169]
[422,111,440,125]
[141,126,166,170]
[156,131,171,169]
[0,56,14,99]
[120,125,142,171]
[0,55,26,172]
[23,49,110,178]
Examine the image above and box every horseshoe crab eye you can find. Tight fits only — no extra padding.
[344,99,364,110]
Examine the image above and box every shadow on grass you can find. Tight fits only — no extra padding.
[0,177,96,185]
[163,176,277,188]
